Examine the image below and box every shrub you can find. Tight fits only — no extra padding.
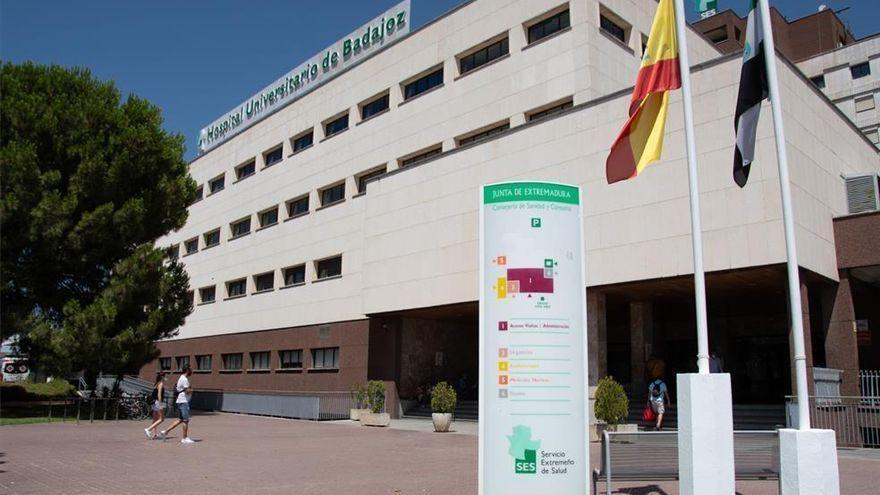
[350,383,366,408]
[0,379,76,401]
[430,381,457,414]
[365,380,386,413]
[595,376,629,426]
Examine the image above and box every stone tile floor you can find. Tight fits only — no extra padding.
[1,412,878,494]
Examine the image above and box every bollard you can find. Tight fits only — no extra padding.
[76,399,81,424]
[90,398,95,423]
[115,399,120,421]
[63,402,68,422]
[48,402,53,423]
[103,399,108,421]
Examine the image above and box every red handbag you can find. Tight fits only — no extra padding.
[642,404,656,422]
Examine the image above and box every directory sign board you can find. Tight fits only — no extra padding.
[479,181,589,494]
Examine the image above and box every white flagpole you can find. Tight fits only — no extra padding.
[757,0,810,430]
[672,0,710,374]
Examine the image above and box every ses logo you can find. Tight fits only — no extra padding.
[507,425,541,474]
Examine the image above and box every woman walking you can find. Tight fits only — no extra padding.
[144,372,166,439]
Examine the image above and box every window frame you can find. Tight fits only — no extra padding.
[291,129,314,155]
[166,244,180,260]
[230,216,252,239]
[525,7,571,45]
[851,62,871,80]
[854,95,875,113]
[402,66,444,101]
[278,349,304,370]
[456,121,510,148]
[319,182,346,207]
[221,353,243,372]
[283,264,307,287]
[175,355,190,372]
[253,271,275,293]
[315,255,342,281]
[195,354,212,372]
[323,112,350,138]
[357,166,387,194]
[598,6,630,46]
[226,278,247,299]
[399,145,442,168]
[199,285,216,304]
[184,237,199,255]
[263,145,284,168]
[235,159,256,182]
[527,97,574,122]
[208,174,225,195]
[249,351,271,371]
[458,35,510,75]
[359,92,390,121]
[203,228,220,249]
[159,357,172,371]
[311,347,340,370]
[191,185,204,204]
[286,195,310,218]
[810,75,826,89]
[258,206,279,228]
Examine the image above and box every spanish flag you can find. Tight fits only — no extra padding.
[606,0,681,184]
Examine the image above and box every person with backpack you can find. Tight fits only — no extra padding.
[144,372,167,439]
[160,365,195,444]
[647,376,670,431]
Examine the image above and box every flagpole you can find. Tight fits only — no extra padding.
[757,0,810,430]
[672,0,710,374]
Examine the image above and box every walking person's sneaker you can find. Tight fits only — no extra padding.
[144,428,152,439]
[159,430,167,441]
[181,437,195,444]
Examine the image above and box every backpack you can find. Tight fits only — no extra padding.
[149,387,159,403]
[650,380,664,400]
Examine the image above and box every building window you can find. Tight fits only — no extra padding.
[175,356,190,371]
[222,353,243,371]
[191,185,203,204]
[264,145,283,167]
[159,357,172,371]
[286,195,309,217]
[457,122,510,147]
[166,244,180,260]
[704,26,728,44]
[403,67,444,100]
[209,174,225,194]
[400,146,442,167]
[283,264,306,287]
[357,166,387,194]
[203,228,220,248]
[320,183,345,207]
[259,206,279,228]
[527,9,570,44]
[459,37,509,74]
[199,285,216,304]
[851,62,871,80]
[316,256,342,280]
[250,351,270,371]
[527,98,574,122]
[810,75,826,89]
[292,130,314,154]
[231,217,251,238]
[196,354,212,371]
[641,34,648,55]
[279,349,303,369]
[311,347,339,369]
[235,160,256,181]
[184,237,199,255]
[360,93,390,120]
[599,8,629,45]
[324,113,349,138]
[254,272,274,292]
[866,129,880,145]
[226,278,246,298]
[854,95,875,113]
[186,290,194,307]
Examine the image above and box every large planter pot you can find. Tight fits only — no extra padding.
[350,408,370,421]
[432,412,453,432]
[361,412,391,427]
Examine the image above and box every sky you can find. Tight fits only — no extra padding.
[2,0,877,160]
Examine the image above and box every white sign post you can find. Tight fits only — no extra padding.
[479,181,589,495]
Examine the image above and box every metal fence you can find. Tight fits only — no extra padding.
[860,370,880,406]
[1,396,161,424]
[787,395,880,448]
[189,390,358,420]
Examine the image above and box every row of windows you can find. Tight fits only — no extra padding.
[809,62,872,90]
[193,255,341,305]
[158,347,340,373]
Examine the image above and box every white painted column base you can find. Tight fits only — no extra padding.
[676,373,735,495]
[779,428,840,495]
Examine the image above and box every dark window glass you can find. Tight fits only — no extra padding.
[528,100,574,122]
[226,279,246,298]
[185,238,199,254]
[209,175,225,193]
[254,272,274,292]
[358,167,387,193]
[250,351,270,370]
[231,217,251,238]
[324,113,349,137]
[192,186,203,204]
[264,147,283,167]
[460,38,509,74]
[203,229,220,247]
[222,353,242,371]
[851,62,870,79]
[810,75,826,89]
[236,161,256,180]
[284,265,306,286]
[199,286,216,303]
[279,350,303,369]
[361,94,390,120]
[400,147,442,167]
[186,290,194,307]
[528,10,570,44]
[166,244,180,260]
[403,68,444,100]
[321,183,345,206]
[196,355,212,371]
[312,347,339,369]
[293,131,314,153]
[705,26,728,44]
[175,356,189,371]
[287,196,309,217]
[316,256,342,279]
[159,357,172,371]
[600,14,626,43]
[458,123,510,147]
[259,207,278,227]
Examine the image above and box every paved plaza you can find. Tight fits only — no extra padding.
[1,412,878,494]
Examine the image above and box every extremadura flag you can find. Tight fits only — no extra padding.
[733,0,769,187]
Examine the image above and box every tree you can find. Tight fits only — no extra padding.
[0,62,195,387]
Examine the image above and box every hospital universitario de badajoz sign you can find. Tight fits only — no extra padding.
[480,182,589,494]
[198,0,411,154]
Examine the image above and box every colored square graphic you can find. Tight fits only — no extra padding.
[498,375,508,385]
[506,268,554,293]
[498,361,508,371]
[544,268,554,279]
[497,256,507,265]
[498,389,508,398]
[498,321,508,331]
[497,277,507,299]
[531,218,541,228]
[498,348,508,358]
[507,280,520,294]
[544,258,554,268]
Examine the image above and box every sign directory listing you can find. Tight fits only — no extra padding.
[197,0,411,154]
[479,181,589,494]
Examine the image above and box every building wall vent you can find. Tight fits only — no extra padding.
[845,173,880,214]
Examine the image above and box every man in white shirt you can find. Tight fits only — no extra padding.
[160,365,194,444]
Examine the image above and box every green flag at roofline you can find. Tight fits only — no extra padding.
[733,0,769,187]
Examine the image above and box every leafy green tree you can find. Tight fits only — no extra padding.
[595,376,629,426]
[0,62,195,387]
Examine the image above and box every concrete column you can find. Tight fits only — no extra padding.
[790,281,815,396]
[779,429,840,495]
[677,373,735,495]
[824,272,860,396]
[630,302,652,388]
[587,291,607,386]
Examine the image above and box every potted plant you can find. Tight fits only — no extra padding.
[361,380,390,427]
[430,381,457,432]
[349,383,369,421]
[594,376,633,437]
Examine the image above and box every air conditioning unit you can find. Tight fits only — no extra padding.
[844,173,880,214]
